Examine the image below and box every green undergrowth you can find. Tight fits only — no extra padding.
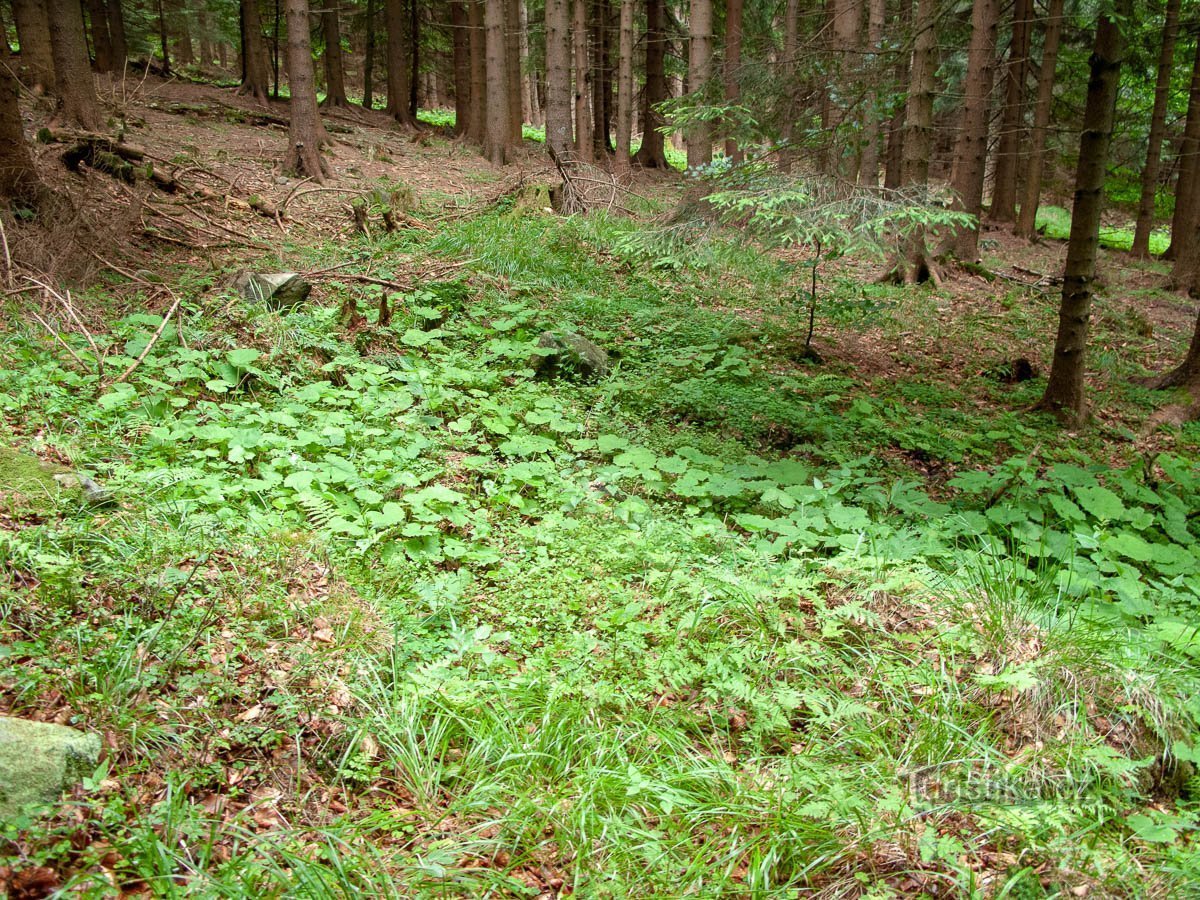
[1035,205,1172,256]
[2,205,1199,895]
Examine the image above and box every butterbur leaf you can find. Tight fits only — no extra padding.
[1126,814,1179,843]
[1073,485,1125,521]
[368,502,406,528]
[226,348,262,369]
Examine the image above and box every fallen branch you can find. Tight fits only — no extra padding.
[107,290,184,388]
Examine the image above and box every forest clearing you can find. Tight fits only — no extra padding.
[2,0,1200,896]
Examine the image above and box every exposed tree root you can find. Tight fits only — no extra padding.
[876,253,943,287]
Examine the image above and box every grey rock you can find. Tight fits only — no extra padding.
[232,271,312,311]
[532,330,609,381]
[52,473,113,507]
[0,717,101,818]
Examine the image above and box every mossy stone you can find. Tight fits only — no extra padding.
[531,331,610,381]
[0,717,101,818]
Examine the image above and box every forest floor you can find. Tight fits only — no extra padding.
[1,75,1199,898]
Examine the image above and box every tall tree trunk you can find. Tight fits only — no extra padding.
[573,0,593,161]
[506,0,522,140]
[156,0,172,74]
[589,0,604,157]
[47,0,102,131]
[198,8,214,64]
[0,46,45,204]
[238,0,271,104]
[943,0,1000,261]
[409,0,419,115]
[882,0,912,189]
[85,0,113,72]
[881,0,938,284]
[633,0,667,167]
[468,0,486,144]
[544,0,572,157]
[320,4,350,107]
[283,0,330,180]
[723,0,743,162]
[686,0,712,168]
[1013,0,1063,239]
[858,0,884,185]
[12,0,56,93]
[1036,0,1130,424]
[601,0,614,153]
[780,0,798,142]
[519,0,534,124]
[173,0,194,65]
[107,0,128,69]
[272,0,281,96]
[827,0,863,177]
[363,0,377,107]
[1131,0,1180,257]
[484,0,510,162]
[614,0,633,173]
[1165,36,1200,261]
[385,0,415,124]
[988,0,1032,222]
[451,0,470,133]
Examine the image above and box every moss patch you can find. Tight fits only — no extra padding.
[0,447,69,508]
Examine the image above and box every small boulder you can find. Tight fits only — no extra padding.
[51,473,113,507]
[532,330,610,381]
[232,271,312,312]
[0,717,101,818]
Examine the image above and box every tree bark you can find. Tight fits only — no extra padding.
[1036,0,1130,425]
[156,0,172,75]
[468,0,486,144]
[283,0,331,180]
[858,0,884,185]
[85,0,114,73]
[686,0,712,168]
[544,0,572,158]
[13,0,56,93]
[1165,35,1200,262]
[827,0,863,177]
[590,0,611,158]
[1131,0,1180,257]
[198,8,214,64]
[320,3,350,107]
[723,0,743,162]
[614,0,633,174]
[238,0,271,104]
[778,0,799,160]
[385,0,415,124]
[882,0,938,284]
[519,0,534,124]
[0,45,45,204]
[172,0,194,66]
[943,0,1000,261]
[451,0,470,133]
[988,0,1032,222]
[506,0,522,141]
[363,0,377,107]
[47,0,102,131]
[633,0,667,167]
[409,0,419,115]
[882,0,911,189]
[573,0,593,161]
[1013,0,1063,239]
[484,0,510,163]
